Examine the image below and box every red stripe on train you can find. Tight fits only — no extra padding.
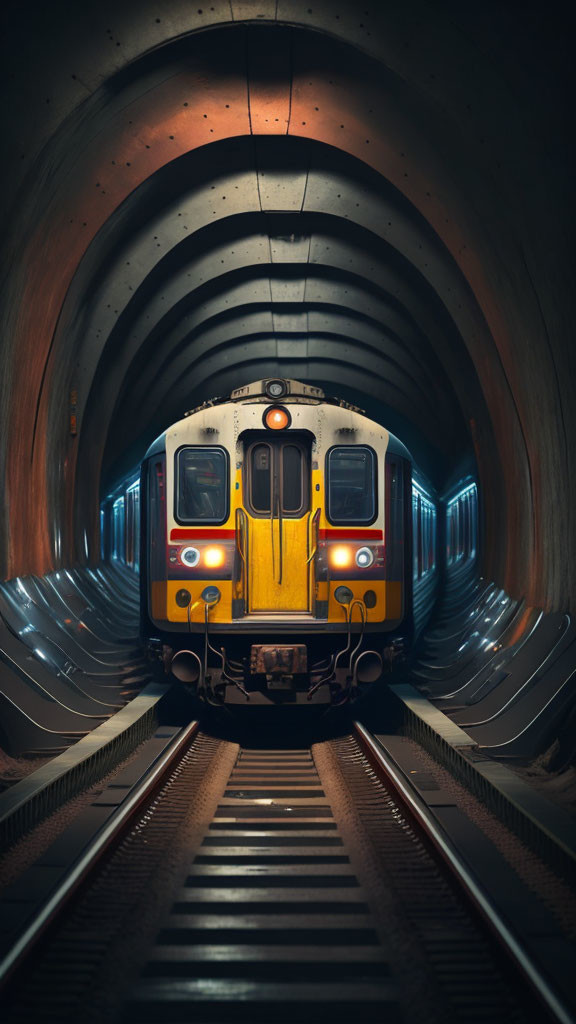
[320,529,383,540]
[170,527,383,541]
[170,528,236,541]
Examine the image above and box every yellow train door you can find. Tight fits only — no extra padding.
[244,437,311,613]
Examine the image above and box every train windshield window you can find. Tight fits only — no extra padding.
[176,447,228,524]
[327,446,376,524]
[251,444,272,513]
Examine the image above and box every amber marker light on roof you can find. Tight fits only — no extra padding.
[264,406,291,430]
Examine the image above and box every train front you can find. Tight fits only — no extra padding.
[141,378,412,707]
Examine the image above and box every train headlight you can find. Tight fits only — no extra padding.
[266,379,287,399]
[203,545,225,569]
[330,545,353,569]
[180,546,200,567]
[264,406,291,430]
[355,546,374,568]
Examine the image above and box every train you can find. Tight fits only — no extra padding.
[136,377,425,708]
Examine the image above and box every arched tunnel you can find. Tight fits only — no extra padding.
[0,3,575,1021]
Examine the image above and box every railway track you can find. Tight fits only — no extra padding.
[0,721,574,1023]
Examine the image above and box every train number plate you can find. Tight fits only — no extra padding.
[250,645,307,675]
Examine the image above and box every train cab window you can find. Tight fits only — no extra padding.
[326,446,376,524]
[175,447,228,524]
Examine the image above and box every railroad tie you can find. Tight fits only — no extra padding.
[126,746,401,1023]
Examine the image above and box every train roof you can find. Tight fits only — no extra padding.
[142,379,412,463]
[182,379,364,417]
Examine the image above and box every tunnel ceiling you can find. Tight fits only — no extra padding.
[1,1,575,612]
[77,138,484,485]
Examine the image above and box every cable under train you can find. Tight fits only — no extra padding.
[140,378,415,708]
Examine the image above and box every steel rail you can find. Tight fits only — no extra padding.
[354,720,574,1024]
[0,719,199,987]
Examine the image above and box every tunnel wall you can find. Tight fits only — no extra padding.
[0,1,574,612]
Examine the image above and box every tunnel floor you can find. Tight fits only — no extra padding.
[0,562,575,1022]
[3,724,574,1023]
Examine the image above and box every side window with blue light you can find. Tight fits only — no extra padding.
[112,497,125,561]
[446,482,477,564]
[412,481,437,580]
[327,447,376,524]
[125,481,140,570]
[176,447,228,524]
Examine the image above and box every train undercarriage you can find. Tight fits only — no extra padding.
[148,629,406,708]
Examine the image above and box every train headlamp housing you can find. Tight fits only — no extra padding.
[264,406,291,430]
[327,539,383,579]
[265,379,288,399]
[171,540,233,578]
[355,546,374,568]
[180,546,200,567]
